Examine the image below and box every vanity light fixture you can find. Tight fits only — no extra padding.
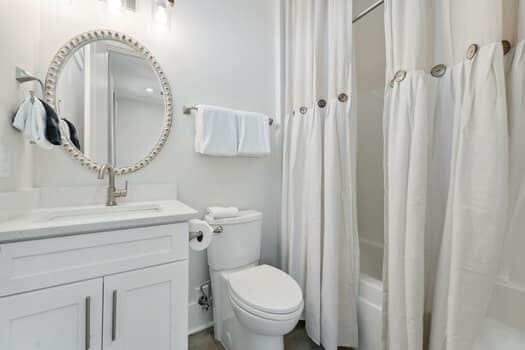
[98,0,136,12]
[153,0,174,30]
[107,0,123,13]
[145,87,154,93]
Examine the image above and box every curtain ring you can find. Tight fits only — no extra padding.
[430,64,447,78]
[338,93,348,103]
[299,106,308,114]
[466,44,479,60]
[502,40,512,55]
[318,99,327,108]
[393,70,407,83]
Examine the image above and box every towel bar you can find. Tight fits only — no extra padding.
[183,105,275,126]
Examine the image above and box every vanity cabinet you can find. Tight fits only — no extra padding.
[0,223,189,350]
[103,263,188,350]
[0,278,104,350]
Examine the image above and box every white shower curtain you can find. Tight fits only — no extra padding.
[280,0,359,348]
[383,1,525,350]
[500,6,525,296]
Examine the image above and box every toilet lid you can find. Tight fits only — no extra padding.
[228,265,303,315]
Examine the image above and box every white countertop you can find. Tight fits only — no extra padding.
[0,200,199,244]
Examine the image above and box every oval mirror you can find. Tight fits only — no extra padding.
[45,30,173,175]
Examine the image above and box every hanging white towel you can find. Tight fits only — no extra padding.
[194,105,239,156]
[237,111,271,157]
[25,99,53,150]
[206,206,240,219]
[12,97,32,132]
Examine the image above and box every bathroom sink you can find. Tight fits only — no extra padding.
[0,200,199,243]
[28,202,163,224]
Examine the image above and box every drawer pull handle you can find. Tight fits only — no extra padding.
[85,297,91,350]
[112,290,118,341]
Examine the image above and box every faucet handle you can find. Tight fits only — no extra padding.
[117,181,128,198]
[98,164,108,179]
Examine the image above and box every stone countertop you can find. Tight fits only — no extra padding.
[0,200,199,244]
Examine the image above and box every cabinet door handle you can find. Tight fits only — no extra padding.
[85,296,91,350]
[112,290,118,341]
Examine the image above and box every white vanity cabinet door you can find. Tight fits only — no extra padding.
[0,278,103,350]
[103,262,188,350]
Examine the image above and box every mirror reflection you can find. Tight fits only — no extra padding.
[56,40,164,168]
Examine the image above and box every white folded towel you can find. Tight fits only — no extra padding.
[237,111,271,157]
[206,206,240,219]
[195,105,239,156]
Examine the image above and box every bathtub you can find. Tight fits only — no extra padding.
[476,280,525,349]
[357,239,525,350]
[358,273,383,350]
[358,238,384,350]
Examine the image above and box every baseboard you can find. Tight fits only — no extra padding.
[188,301,213,335]
[189,322,214,336]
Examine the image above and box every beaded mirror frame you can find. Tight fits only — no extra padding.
[44,29,174,175]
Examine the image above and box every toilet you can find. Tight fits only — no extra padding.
[205,210,303,350]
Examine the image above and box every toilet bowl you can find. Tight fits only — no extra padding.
[205,211,303,350]
[229,265,303,339]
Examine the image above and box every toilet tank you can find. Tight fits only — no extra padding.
[205,210,263,271]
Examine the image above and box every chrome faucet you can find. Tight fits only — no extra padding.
[98,164,128,206]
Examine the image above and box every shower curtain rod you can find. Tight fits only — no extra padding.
[352,0,384,23]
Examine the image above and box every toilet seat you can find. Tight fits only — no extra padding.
[228,265,303,321]
[229,290,303,322]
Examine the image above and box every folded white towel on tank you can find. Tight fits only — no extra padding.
[206,206,240,219]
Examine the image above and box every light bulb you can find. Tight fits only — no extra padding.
[108,0,122,14]
[154,5,169,26]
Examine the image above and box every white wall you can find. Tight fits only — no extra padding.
[354,0,386,280]
[0,0,281,332]
[0,0,42,220]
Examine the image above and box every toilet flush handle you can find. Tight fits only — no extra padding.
[213,226,223,234]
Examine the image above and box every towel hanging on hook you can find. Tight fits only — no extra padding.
[13,67,62,148]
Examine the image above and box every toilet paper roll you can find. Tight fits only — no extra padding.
[189,219,214,251]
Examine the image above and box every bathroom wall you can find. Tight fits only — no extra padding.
[0,0,41,220]
[354,0,386,280]
[0,0,281,333]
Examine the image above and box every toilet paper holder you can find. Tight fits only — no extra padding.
[189,225,223,241]
[189,231,205,242]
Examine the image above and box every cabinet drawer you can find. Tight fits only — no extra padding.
[0,223,188,297]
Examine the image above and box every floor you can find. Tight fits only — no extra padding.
[189,322,353,350]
